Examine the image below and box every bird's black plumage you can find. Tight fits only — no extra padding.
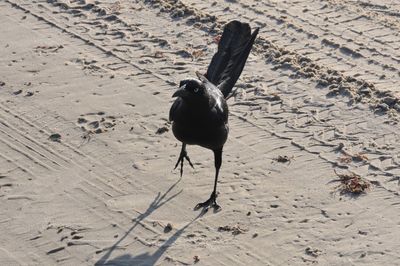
[206,20,259,98]
[169,21,259,211]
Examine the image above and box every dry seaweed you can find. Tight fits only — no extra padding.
[332,170,371,195]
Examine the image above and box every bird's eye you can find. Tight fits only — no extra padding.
[194,88,199,93]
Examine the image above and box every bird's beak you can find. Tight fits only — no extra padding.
[172,85,188,98]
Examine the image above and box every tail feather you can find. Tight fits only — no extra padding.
[206,21,259,98]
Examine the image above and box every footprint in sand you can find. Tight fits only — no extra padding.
[33,45,64,56]
[77,112,117,139]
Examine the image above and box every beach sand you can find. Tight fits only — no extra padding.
[0,0,399,265]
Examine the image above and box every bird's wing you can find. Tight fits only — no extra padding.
[169,97,182,122]
[206,21,259,99]
[211,97,228,123]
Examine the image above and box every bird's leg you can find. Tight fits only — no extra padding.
[195,148,222,211]
[174,143,194,177]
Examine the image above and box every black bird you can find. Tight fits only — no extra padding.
[169,21,259,211]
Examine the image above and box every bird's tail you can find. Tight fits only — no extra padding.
[205,21,259,99]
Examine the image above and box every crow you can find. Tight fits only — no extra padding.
[169,20,259,211]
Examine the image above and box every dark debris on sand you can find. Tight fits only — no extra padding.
[332,170,371,195]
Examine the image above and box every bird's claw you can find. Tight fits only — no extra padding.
[174,149,194,177]
[194,192,221,212]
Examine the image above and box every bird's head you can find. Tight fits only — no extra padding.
[172,79,207,101]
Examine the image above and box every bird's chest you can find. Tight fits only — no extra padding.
[173,111,221,136]
[172,110,228,148]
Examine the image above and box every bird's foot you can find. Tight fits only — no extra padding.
[174,149,194,177]
[194,192,221,212]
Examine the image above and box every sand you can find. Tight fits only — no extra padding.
[1,0,400,265]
